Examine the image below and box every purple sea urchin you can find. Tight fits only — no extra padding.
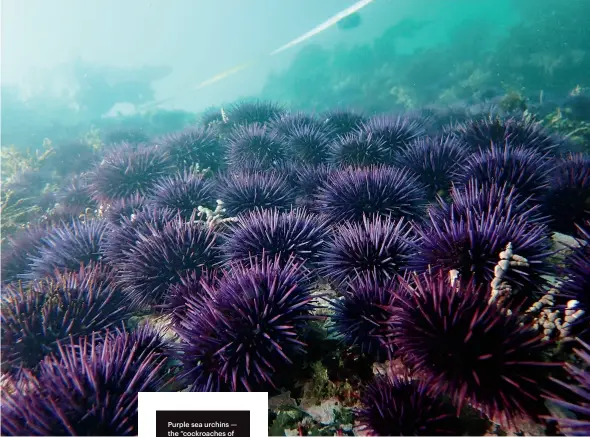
[103,206,179,268]
[159,126,224,172]
[116,214,220,309]
[56,174,96,211]
[394,135,469,198]
[270,111,322,134]
[164,270,218,324]
[221,208,331,268]
[150,169,216,220]
[544,339,590,436]
[428,180,548,225]
[411,209,552,298]
[329,130,389,167]
[1,264,131,371]
[557,225,590,340]
[90,143,174,202]
[356,373,462,436]
[292,163,333,207]
[542,153,590,235]
[226,123,288,169]
[282,123,333,165]
[453,143,553,200]
[24,218,110,280]
[172,288,230,392]
[391,271,555,427]
[177,256,315,392]
[319,216,414,286]
[315,165,427,224]
[215,171,296,216]
[103,193,148,226]
[321,109,365,137]
[330,272,398,361]
[453,114,559,154]
[1,225,50,283]
[226,100,285,126]
[48,139,99,177]
[359,114,425,157]
[107,322,174,363]
[0,332,166,436]
[200,106,225,126]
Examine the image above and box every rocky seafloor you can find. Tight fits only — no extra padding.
[1,99,589,436]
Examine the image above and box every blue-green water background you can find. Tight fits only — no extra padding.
[1,0,588,147]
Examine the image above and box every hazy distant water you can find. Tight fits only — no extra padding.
[2,0,518,114]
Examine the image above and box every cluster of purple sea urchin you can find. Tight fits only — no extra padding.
[388,271,556,428]
[221,208,331,268]
[115,212,221,309]
[1,264,132,371]
[355,373,463,436]
[556,224,590,341]
[3,98,590,435]
[543,339,590,436]
[176,256,316,392]
[23,218,110,281]
[330,272,399,361]
[1,332,169,436]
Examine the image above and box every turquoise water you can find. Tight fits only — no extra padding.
[1,1,589,436]
[3,0,588,145]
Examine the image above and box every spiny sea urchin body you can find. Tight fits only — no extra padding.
[269,111,322,135]
[360,114,425,157]
[394,135,470,198]
[177,256,315,392]
[453,143,553,200]
[221,208,331,268]
[90,143,174,202]
[0,333,167,436]
[282,123,333,165]
[391,271,555,427]
[542,153,590,235]
[428,180,548,225]
[41,204,86,226]
[164,270,218,324]
[544,339,590,436]
[24,218,110,280]
[108,322,174,363]
[1,264,131,372]
[356,373,462,436]
[226,123,288,169]
[321,109,365,137]
[330,273,398,361]
[315,165,427,224]
[103,193,148,226]
[453,114,559,154]
[411,209,552,298]
[103,206,179,268]
[292,163,333,207]
[47,139,99,177]
[226,100,285,126]
[150,169,216,220]
[116,214,220,309]
[199,106,225,126]
[215,171,296,216]
[1,225,50,283]
[159,126,224,172]
[329,130,389,167]
[557,225,590,340]
[319,215,414,286]
[56,174,97,211]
